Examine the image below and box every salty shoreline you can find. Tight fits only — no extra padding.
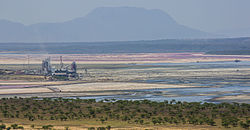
[1,53,250,64]
[0,82,208,96]
[210,94,250,103]
[0,53,249,103]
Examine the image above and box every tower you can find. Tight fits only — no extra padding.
[60,56,63,70]
[71,61,77,73]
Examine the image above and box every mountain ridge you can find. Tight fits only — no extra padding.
[0,7,214,42]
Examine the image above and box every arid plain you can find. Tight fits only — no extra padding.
[0,53,250,103]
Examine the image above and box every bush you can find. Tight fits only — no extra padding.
[240,121,250,129]
[106,125,111,130]
[17,126,24,129]
[11,124,18,129]
[88,127,95,130]
[97,127,106,130]
[42,125,53,129]
[0,124,6,129]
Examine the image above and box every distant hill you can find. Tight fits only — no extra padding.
[216,27,250,38]
[0,7,215,42]
[1,37,250,54]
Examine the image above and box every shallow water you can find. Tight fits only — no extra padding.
[75,61,250,103]
[75,86,250,103]
[141,61,250,66]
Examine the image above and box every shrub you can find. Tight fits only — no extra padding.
[42,125,53,129]
[11,124,18,129]
[106,125,111,130]
[17,126,24,129]
[88,127,95,130]
[240,121,250,129]
[97,127,106,130]
[0,124,6,129]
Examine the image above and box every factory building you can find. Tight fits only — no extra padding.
[42,57,78,80]
[42,58,52,75]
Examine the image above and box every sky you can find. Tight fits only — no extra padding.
[0,0,250,33]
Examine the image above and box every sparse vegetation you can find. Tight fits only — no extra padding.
[0,98,249,129]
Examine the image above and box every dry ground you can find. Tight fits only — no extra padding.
[49,82,205,92]
[0,53,250,101]
[1,119,226,130]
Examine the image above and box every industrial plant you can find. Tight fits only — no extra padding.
[42,56,79,80]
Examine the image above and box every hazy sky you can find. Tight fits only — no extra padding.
[0,0,250,32]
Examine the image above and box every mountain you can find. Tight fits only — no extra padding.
[0,20,34,42]
[0,7,214,42]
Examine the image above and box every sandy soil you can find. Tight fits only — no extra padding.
[48,82,205,92]
[0,80,88,88]
[0,81,207,97]
[2,119,221,130]
[2,123,220,130]
[212,94,250,103]
[0,87,53,94]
